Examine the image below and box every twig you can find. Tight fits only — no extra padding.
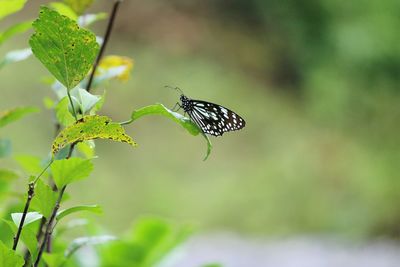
[12,159,53,251]
[34,185,67,267]
[86,0,123,92]
[45,142,76,256]
[12,182,34,250]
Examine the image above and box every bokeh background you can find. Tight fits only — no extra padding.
[1,0,400,265]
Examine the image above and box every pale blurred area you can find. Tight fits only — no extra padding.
[1,0,400,266]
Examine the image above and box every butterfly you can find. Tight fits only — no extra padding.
[168,86,246,136]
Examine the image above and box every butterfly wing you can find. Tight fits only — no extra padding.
[187,100,246,136]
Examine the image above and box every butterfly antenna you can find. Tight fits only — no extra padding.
[165,85,184,95]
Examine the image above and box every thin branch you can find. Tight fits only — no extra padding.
[34,185,67,267]
[12,182,34,250]
[86,0,123,92]
[13,159,53,251]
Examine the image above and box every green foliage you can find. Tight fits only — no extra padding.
[15,155,48,177]
[55,97,75,126]
[29,6,99,90]
[0,21,32,46]
[11,212,43,228]
[51,158,93,188]
[52,115,136,155]
[129,104,212,160]
[64,0,95,15]
[57,204,102,221]
[0,2,215,266]
[4,220,38,258]
[131,104,200,135]
[0,0,27,21]
[49,2,78,20]
[70,88,101,114]
[42,253,66,267]
[0,241,24,267]
[101,217,193,267]
[0,107,39,128]
[31,179,58,218]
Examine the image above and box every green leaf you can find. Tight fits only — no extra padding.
[78,13,108,27]
[52,115,136,155]
[131,104,200,135]
[11,212,43,227]
[0,241,24,267]
[57,204,102,221]
[51,158,93,188]
[70,87,101,114]
[55,97,75,126]
[64,0,94,15]
[29,6,99,90]
[76,141,95,158]
[0,20,32,46]
[0,0,27,21]
[201,264,223,267]
[130,217,193,266]
[3,220,38,258]
[49,2,77,20]
[42,253,66,267]
[31,179,58,218]
[129,104,212,160]
[65,235,116,257]
[0,107,39,128]
[0,48,32,69]
[91,90,106,114]
[15,155,48,177]
[101,217,193,267]
[0,139,11,158]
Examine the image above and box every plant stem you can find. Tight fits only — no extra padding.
[34,185,67,267]
[86,0,123,92]
[13,159,53,251]
[67,90,78,121]
[119,118,133,125]
[12,182,34,250]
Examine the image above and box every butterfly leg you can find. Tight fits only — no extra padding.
[171,102,182,112]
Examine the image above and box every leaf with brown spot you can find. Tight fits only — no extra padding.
[29,6,99,90]
[52,115,136,155]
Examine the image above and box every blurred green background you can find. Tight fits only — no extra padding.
[1,0,400,239]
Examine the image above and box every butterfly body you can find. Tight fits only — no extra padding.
[179,94,246,136]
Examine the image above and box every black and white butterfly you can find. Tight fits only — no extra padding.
[169,87,246,136]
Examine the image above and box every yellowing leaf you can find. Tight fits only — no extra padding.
[29,6,99,90]
[97,55,134,82]
[52,115,136,155]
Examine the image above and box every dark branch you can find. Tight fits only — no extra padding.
[34,185,67,267]
[12,182,34,250]
[85,0,122,92]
